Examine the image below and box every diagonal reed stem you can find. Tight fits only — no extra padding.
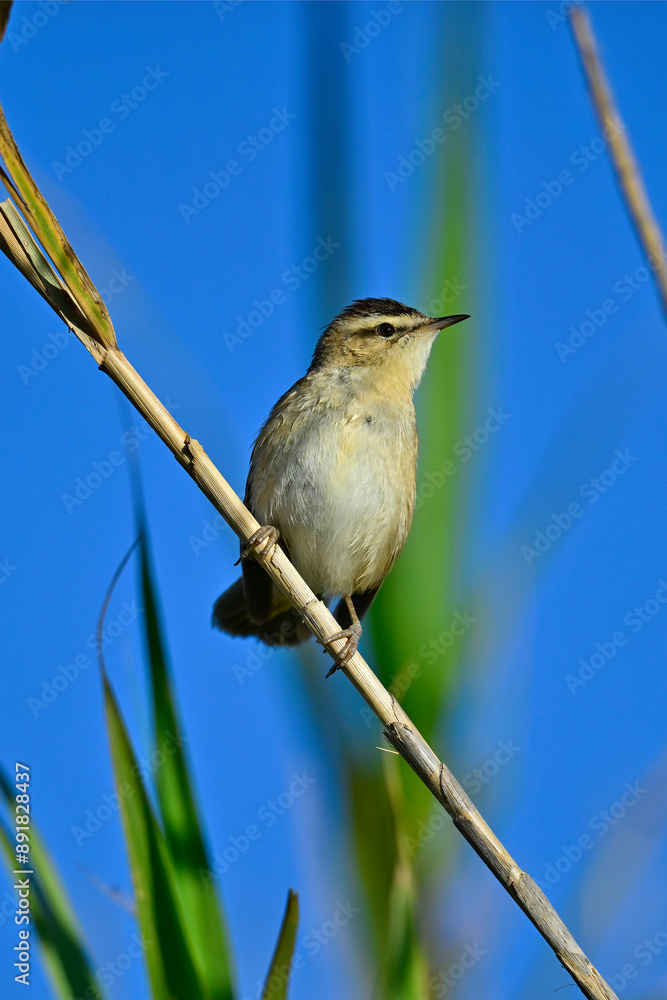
[99,346,617,1000]
[0,106,618,1000]
[570,6,667,318]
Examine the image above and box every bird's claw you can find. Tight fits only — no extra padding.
[320,623,362,677]
[238,525,280,564]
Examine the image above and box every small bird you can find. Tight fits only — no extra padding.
[212,298,468,671]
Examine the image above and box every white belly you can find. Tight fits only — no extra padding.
[253,404,416,599]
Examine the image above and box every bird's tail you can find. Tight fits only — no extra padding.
[211,577,311,647]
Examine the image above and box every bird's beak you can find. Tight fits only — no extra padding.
[417,314,470,336]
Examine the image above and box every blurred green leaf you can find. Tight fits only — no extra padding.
[374,872,428,1000]
[371,143,475,744]
[261,889,299,1000]
[329,7,485,988]
[139,535,235,1000]
[102,670,211,1000]
[0,771,103,1000]
[347,763,395,950]
[370,0,483,850]
[372,757,429,1000]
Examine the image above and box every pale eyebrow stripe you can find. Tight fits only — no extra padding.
[343,315,420,335]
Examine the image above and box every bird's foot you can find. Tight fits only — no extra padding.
[239,525,280,564]
[320,622,362,677]
[320,596,363,676]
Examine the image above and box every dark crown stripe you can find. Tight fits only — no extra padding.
[336,298,422,321]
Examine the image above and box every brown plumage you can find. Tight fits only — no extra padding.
[212,298,468,664]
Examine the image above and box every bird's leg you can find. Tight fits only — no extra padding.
[239,525,280,564]
[320,594,362,677]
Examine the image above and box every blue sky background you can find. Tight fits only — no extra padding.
[1,2,667,999]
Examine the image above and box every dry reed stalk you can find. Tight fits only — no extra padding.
[571,6,667,316]
[0,96,618,1000]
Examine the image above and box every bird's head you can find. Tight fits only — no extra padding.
[309,298,469,391]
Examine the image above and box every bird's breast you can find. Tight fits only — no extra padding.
[250,385,418,599]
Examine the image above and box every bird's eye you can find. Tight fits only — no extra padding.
[376,322,395,338]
